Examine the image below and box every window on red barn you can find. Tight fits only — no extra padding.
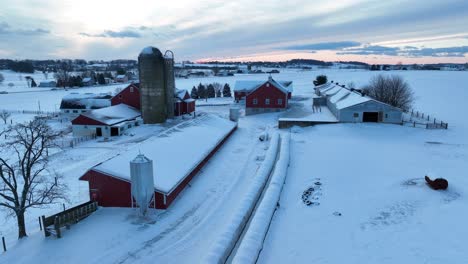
[265,98,270,105]
[253,98,258,105]
[130,86,134,93]
[277,99,283,105]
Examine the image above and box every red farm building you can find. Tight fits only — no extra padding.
[79,115,237,209]
[234,77,293,102]
[234,77,293,115]
[111,83,140,109]
[174,89,195,115]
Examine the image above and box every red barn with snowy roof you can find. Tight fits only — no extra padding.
[235,77,292,115]
[111,83,140,109]
[174,89,195,116]
[79,115,237,209]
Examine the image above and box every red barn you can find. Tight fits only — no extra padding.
[174,89,195,116]
[234,77,292,115]
[234,78,293,102]
[79,115,237,209]
[111,83,140,109]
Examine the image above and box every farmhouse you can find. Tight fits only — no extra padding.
[115,74,128,83]
[82,77,95,86]
[234,77,293,115]
[60,93,112,117]
[38,80,56,88]
[71,104,142,137]
[314,82,403,123]
[79,115,237,209]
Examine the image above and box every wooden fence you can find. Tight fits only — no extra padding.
[54,133,96,148]
[41,201,98,238]
[403,109,448,129]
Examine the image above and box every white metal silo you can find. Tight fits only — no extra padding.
[130,154,154,216]
[229,106,240,122]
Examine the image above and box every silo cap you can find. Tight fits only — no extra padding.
[131,153,152,163]
[139,46,163,56]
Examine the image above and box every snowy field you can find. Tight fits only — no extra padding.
[1,69,468,263]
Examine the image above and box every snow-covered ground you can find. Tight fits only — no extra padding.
[1,69,468,263]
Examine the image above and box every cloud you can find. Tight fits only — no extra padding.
[0,22,50,35]
[337,45,468,57]
[284,41,361,51]
[79,29,142,38]
[338,45,400,56]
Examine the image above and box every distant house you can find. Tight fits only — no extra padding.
[115,75,128,83]
[82,77,95,86]
[38,80,57,88]
[60,93,112,117]
[314,82,403,123]
[174,89,195,116]
[234,78,293,101]
[111,83,140,109]
[71,104,142,137]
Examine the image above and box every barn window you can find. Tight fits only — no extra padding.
[73,110,78,113]
[385,114,388,118]
[130,86,134,93]
[265,98,270,105]
[353,113,359,117]
[65,110,70,113]
[266,83,270,87]
[119,95,122,99]
[277,99,283,105]
[253,98,258,105]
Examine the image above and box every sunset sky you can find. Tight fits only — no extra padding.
[1,0,468,63]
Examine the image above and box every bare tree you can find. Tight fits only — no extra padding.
[0,120,67,239]
[54,70,70,88]
[363,74,414,111]
[0,110,11,124]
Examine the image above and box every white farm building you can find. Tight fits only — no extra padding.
[314,82,403,123]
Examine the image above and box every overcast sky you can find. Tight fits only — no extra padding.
[1,0,468,63]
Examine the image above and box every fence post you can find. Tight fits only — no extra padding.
[413,121,416,127]
[54,216,61,238]
[2,236,6,252]
[39,216,42,231]
[42,215,50,237]
[434,118,436,124]
[427,115,429,121]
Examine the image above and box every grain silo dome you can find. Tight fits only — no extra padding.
[139,46,163,57]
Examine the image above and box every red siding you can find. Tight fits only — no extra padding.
[79,125,237,209]
[71,115,107,126]
[174,101,195,116]
[111,84,140,109]
[246,83,288,109]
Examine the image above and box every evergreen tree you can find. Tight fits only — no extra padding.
[313,75,327,86]
[191,86,199,99]
[206,84,216,98]
[222,83,232,97]
[197,83,206,99]
[97,73,106,85]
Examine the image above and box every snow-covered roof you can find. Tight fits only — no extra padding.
[92,114,237,194]
[175,89,188,99]
[329,88,350,104]
[140,46,155,55]
[60,93,112,110]
[80,104,141,126]
[234,79,293,93]
[82,77,92,83]
[116,75,126,79]
[335,92,371,110]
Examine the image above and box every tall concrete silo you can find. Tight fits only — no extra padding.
[138,47,168,124]
[164,50,175,119]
